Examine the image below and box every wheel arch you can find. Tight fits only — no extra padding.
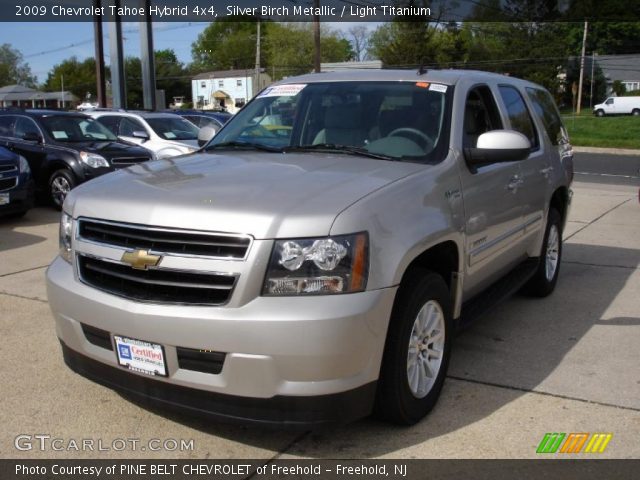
[397,239,463,319]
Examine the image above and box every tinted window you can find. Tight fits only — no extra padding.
[463,85,503,149]
[498,85,538,149]
[15,117,40,139]
[119,117,147,137]
[146,117,199,140]
[526,87,568,146]
[0,116,16,137]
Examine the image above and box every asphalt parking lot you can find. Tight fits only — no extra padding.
[0,178,638,460]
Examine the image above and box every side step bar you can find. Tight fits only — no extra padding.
[457,258,539,330]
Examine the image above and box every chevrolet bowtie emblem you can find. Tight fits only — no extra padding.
[121,249,161,270]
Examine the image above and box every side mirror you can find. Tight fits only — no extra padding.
[464,130,531,167]
[22,131,42,143]
[198,125,217,147]
[132,130,150,141]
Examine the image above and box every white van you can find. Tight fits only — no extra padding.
[593,96,640,116]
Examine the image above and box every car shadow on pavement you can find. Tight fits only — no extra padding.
[0,227,47,252]
[111,242,639,457]
[0,208,60,253]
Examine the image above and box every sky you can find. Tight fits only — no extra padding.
[0,22,210,83]
[0,21,373,85]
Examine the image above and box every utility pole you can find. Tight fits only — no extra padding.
[140,0,157,111]
[590,51,597,109]
[254,19,261,97]
[108,0,127,109]
[313,0,321,73]
[61,74,64,109]
[576,20,588,115]
[93,0,106,107]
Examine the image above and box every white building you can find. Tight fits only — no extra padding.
[191,69,272,114]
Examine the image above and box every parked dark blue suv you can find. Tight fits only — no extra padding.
[0,146,34,218]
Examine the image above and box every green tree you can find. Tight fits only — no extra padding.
[154,49,190,107]
[263,23,353,79]
[191,18,260,72]
[125,50,189,109]
[44,57,99,99]
[564,22,640,56]
[369,21,436,67]
[0,44,36,87]
[612,80,626,97]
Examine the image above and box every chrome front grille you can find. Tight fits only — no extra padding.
[75,218,251,305]
[0,164,17,174]
[78,219,251,259]
[78,255,236,306]
[0,177,18,191]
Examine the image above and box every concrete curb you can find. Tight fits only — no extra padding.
[573,146,640,156]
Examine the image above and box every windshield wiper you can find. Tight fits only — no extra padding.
[283,144,396,161]
[206,141,282,152]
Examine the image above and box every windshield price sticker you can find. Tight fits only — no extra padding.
[429,84,448,93]
[258,84,307,98]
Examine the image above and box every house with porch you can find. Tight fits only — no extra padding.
[191,69,272,114]
[0,85,78,109]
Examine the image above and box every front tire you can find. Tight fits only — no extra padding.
[375,269,452,425]
[48,168,76,210]
[596,109,605,117]
[523,208,562,297]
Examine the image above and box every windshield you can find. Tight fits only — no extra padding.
[146,117,199,140]
[206,81,451,162]
[41,116,119,142]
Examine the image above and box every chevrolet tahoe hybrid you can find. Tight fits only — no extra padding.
[46,70,573,428]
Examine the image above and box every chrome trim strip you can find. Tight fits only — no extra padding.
[76,217,253,261]
[76,253,238,307]
[469,223,525,266]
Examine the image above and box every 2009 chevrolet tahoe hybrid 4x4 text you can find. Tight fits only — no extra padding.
[46,70,573,428]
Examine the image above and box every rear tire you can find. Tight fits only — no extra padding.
[48,168,76,210]
[375,269,452,425]
[523,208,562,297]
[632,109,640,116]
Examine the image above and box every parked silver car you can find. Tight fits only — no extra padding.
[47,70,573,427]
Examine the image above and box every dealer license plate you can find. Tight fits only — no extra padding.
[114,335,167,377]
[0,193,9,205]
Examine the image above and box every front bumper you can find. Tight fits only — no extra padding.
[47,256,397,427]
[0,179,34,216]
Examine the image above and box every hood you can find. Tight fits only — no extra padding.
[66,151,424,239]
[52,141,151,158]
[0,147,19,164]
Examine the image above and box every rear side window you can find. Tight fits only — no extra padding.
[526,87,568,146]
[119,117,146,137]
[97,116,121,135]
[15,117,40,139]
[498,85,538,149]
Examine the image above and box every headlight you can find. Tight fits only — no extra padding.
[79,151,109,168]
[263,232,368,296]
[59,211,73,263]
[18,155,30,174]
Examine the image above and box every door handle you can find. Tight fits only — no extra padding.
[506,175,522,192]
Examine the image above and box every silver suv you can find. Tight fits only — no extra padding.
[47,70,573,428]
